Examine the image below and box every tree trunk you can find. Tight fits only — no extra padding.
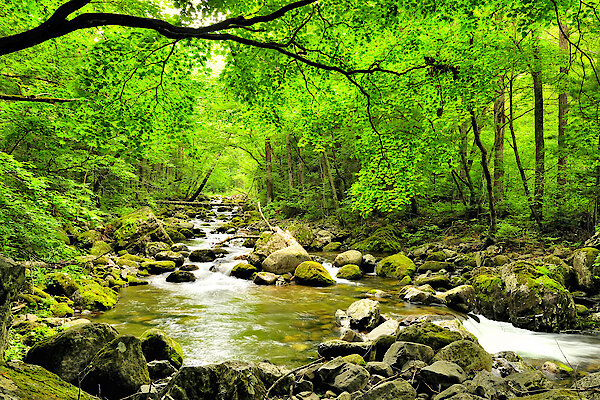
[286,132,294,191]
[558,23,569,187]
[493,78,506,202]
[323,151,340,211]
[187,154,223,202]
[459,126,477,207]
[471,111,497,235]
[265,137,274,203]
[533,39,545,219]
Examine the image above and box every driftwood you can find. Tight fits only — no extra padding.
[257,202,302,248]
[216,235,260,246]
[155,200,239,207]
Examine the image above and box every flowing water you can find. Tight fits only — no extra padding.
[93,202,600,369]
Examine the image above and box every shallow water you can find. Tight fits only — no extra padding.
[93,203,600,369]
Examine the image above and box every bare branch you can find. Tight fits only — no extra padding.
[0,94,80,103]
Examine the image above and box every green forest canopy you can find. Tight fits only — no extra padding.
[1,0,600,259]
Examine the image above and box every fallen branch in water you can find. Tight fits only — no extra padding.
[216,235,260,246]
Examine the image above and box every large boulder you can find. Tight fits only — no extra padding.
[317,340,373,359]
[311,230,333,249]
[396,322,463,350]
[294,261,335,286]
[572,247,600,293]
[140,328,183,368]
[346,299,381,330]
[336,264,362,280]
[432,340,492,375]
[189,249,222,262]
[72,282,118,311]
[377,253,416,278]
[0,256,25,359]
[25,322,119,384]
[44,272,79,297]
[166,270,196,283]
[0,360,99,400]
[140,260,177,274]
[316,357,369,393]
[471,268,509,321]
[248,231,290,266]
[159,361,267,400]
[81,335,150,400]
[355,378,416,400]
[110,207,172,252]
[155,251,185,267]
[421,361,467,390]
[383,341,434,369]
[436,285,476,313]
[367,319,401,341]
[467,370,515,399]
[262,245,311,274]
[231,263,259,280]
[334,250,363,268]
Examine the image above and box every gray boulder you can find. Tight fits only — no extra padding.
[317,340,373,359]
[156,251,185,267]
[148,360,177,380]
[346,299,381,331]
[383,341,434,369]
[467,370,515,399]
[432,340,492,375]
[421,361,466,390]
[254,272,278,285]
[367,319,400,341]
[355,378,417,400]
[262,245,311,274]
[334,250,363,268]
[316,357,369,393]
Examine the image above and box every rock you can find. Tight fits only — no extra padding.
[180,264,199,271]
[254,362,294,396]
[111,207,172,252]
[287,223,315,247]
[541,361,573,380]
[25,322,118,384]
[294,261,335,286]
[318,340,373,359]
[140,260,177,274]
[166,270,196,283]
[342,354,366,365]
[231,263,259,279]
[367,319,400,341]
[334,250,363,268]
[397,322,463,351]
[336,264,362,280]
[140,328,183,368]
[311,230,334,249]
[369,334,396,362]
[324,242,343,252]
[366,361,393,377]
[420,261,454,272]
[401,287,441,305]
[263,245,312,274]
[574,372,600,400]
[436,285,476,313]
[159,361,267,400]
[292,392,320,400]
[81,335,150,400]
[50,302,74,317]
[90,240,113,256]
[421,361,467,390]
[147,360,177,380]
[155,250,185,267]
[541,255,574,287]
[520,390,579,400]
[414,273,450,288]
[505,371,550,393]
[72,282,118,311]
[355,378,417,400]
[433,384,468,400]
[62,318,91,329]
[316,357,369,393]
[189,249,220,262]
[572,247,600,293]
[362,254,377,273]
[145,241,171,257]
[377,253,417,278]
[44,272,79,297]
[254,272,278,285]
[383,341,435,369]
[346,299,381,330]
[432,340,492,375]
[471,268,509,321]
[77,229,102,247]
[467,370,515,399]
[171,242,189,252]
[0,256,25,358]
[0,360,99,400]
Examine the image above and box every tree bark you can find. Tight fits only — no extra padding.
[285,132,294,191]
[323,151,340,211]
[265,137,274,203]
[471,111,497,235]
[558,23,569,187]
[532,39,545,219]
[493,78,506,203]
[459,125,477,207]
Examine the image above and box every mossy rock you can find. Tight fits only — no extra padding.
[111,207,172,251]
[166,227,186,242]
[323,242,343,252]
[376,253,416,278]
[0,361,100,400]
[76,230,102,247]
[343,354,366,366]
[471,268,508,320]
[352,225,403,253]
[419,261,453,272]
[231,263,259,280]
[432,340,492,375]
[50,302,74,317]
[140,260,177,274]
[116,257,139,269]
[539,255,574,287]
[140,328,183,368]
[427,251,447,262]
[126,275,148,286]
[572,247,600,293]
[396,322,462,350]
[75,283,118,311]
[287,223,314,248]
[336,264,362,280]
[44,272,79,297]
[119,253,144,262]
[90,241,113,257]
[294,261,335,286]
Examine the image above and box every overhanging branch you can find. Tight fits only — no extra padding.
[0,94,81,103]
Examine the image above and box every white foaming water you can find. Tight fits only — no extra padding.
[462,315,600,367]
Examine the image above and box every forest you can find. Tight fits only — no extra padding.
[2,0,600,399]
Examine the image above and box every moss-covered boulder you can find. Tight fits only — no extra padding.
[572,247,600,293]
[250,231,290,263]
[81,335,150,400]
[337,264,362,280]
[140,260,177,274]
[140,328,183,368]
[74,282,118,311]
[166,270,196,283]
[294,261,335,286]
[396,322,463,350]
[76,230,102,248]
[0,361,100,400]
[471,268,509,321]
[155,250,185,267]
[287,223,314,247]
[376,253,416,278]
[427,251,448,261]
[44,272,79,298]
[50,302,74,317]
[419,261,454,272]
[189,249,220,262]
[25,322,118,384]
[432,340,492,375]
[323,241,343,252]
[231,263,259,279]
[145,241,171,257]
[540,255,575,287]
[90,240,113,256]
[352,225,403,253]
[110,207,172,252]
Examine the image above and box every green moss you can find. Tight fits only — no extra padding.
[352,225,403,253]
[140,328,183,368]
[342,354,366,365]
[77,282,118,311]
[323,242,343,252]
[126,275,148,286]
[116,258,139,269]
[287,223,314,247]
[376,253,416,278]
[427,251,447,261]
[419,261,453,272]
[50,302,74,317]
[90,241,113,257]
[140,260,177,274]
[294,261,335,286]
[231,263,259,280]
[119,253,144,262]
[336,264,362,280]
[396,322,462,350]
[165,228,186,242]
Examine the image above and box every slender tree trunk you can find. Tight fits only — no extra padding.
[188,152,223,201]
[471,111,497,235]
[323,151,340,211]
[285,133,294,191]
[459,126,477,207]
[493,78,506,203]
[265,137,274,203]
[532,39,545,219]
[558,23,569,187]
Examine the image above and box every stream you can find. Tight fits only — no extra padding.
[93,202,600,370]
